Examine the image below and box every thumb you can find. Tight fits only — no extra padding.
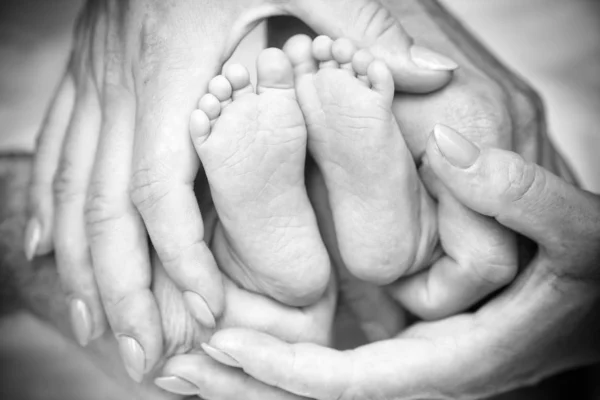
[425,124,600,253]
[202,328,456,400]
[284,0,457,93]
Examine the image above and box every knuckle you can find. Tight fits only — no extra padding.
[53,160,85,204]
[84,184,130,238]
[500,154,539,204]
[129,166,170,212]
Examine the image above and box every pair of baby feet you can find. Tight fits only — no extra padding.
[189,34,438,308]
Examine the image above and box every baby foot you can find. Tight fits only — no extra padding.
[284,34,438,284]
[189,48,330,307]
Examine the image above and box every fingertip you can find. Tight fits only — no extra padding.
[390,64,454,94]
[118,334,147,383]
[409,45,458,72]
[428,124,480,170]
[23,217,41,261]
[26,195,55,258]
[105,289,163,380]
[173,241,225,325]
[383,45,457,93]
[183,291,216,329]
[201,343,242,368]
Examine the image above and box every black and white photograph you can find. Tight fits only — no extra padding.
[1,0,599,399]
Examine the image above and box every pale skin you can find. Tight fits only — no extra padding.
[24,0,573,389]
[186,31,512,314]
[144,32,517,397]
[25,0,460,381]
[186,36,440,309]
[156,14,600,399]
[165,125,600,400]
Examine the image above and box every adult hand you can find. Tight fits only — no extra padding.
[266,0,563,327]
[24,0,457,380]
[320,0,577,325]
[177,124,600,399]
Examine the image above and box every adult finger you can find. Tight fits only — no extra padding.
[85,76,163,381]
[389,169,518,319]
[426,124,600,253]
[26,72,75,260]
[128,13,234,328]
[205,328,449,400]
[52,77,106,346]
[155,353,308,399]
[285,0,457,92]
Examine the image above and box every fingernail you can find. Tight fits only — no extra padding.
[183,291,216,329]
[433,124,480,168]
[155,376,199,396]
[410,45,458,71]
[201,343,241,368]
[118,335,146,383]
[360,322,389,342]
[69,298,93,346]
[24,218,41,261]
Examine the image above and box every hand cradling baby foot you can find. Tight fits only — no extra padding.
[185,33,516,327]
[151,32,517,398]
[186,34,445,315]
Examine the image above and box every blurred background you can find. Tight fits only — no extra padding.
[0,0,599,399]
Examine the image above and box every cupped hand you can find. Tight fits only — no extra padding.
[24,0,457,381]
[268,1,560,329]
[170,124,600,399]
[340,0,574,323]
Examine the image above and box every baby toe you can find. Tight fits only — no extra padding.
[312,35,338,69]
[223,63,253,100]
[367,60,394,103]
[332,38,357,74]
[208,75,233,105]
[190,109,212,146]
[352,49,374,87]
[198,93,221,121]
[256,48,295,94]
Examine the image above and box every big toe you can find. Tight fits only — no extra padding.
[256,48,295,93]
[283,34,317,77]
